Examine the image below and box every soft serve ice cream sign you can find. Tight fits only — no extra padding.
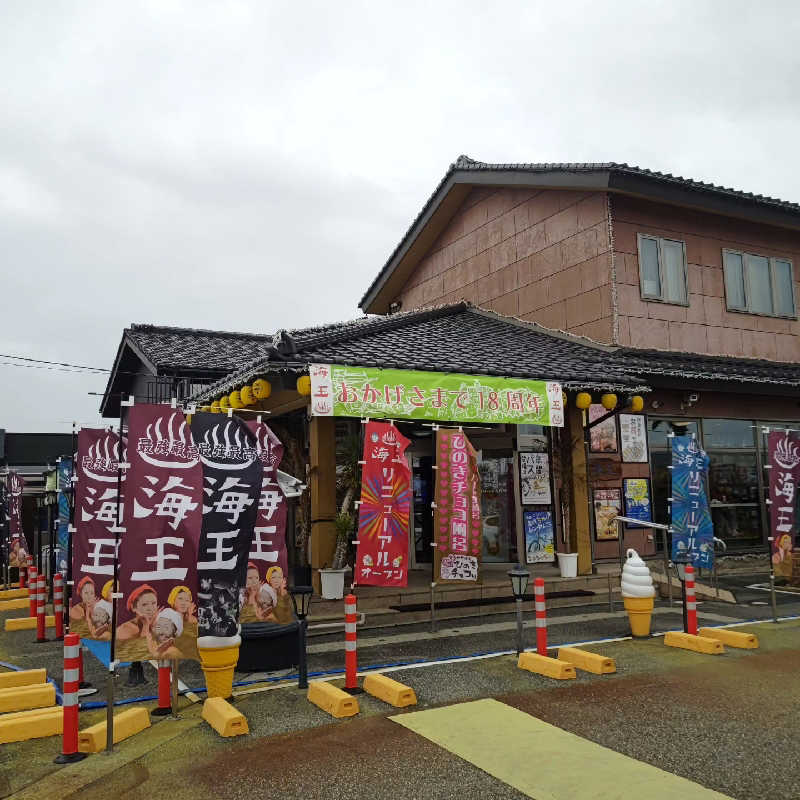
[621,549,655,637]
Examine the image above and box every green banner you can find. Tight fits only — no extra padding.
[309,364,563,426]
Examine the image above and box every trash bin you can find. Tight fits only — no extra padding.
[237,621,300,672]
[556,552,578,578]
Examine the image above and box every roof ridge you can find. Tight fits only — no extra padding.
[129,323,274,341]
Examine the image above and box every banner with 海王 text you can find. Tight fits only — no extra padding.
[768,430,800,580]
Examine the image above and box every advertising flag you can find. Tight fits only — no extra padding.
[670,435,714,569]
[55,457,72,576]
[116,406,203,662]
[191,413,262,647]
[768,430,800,580]
[355,421,411,588]
[6,471,26,567]
[241,420,294,624]
[433,429,482,583]
[71,429,126,641]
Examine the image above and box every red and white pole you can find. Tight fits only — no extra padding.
[53,573,64,641]
[54,633,87,764]
[19,558,27,589]
[36,574,47,643]
[685,565,698,635]
[534,577,548,656]
[152,660,172,717]
[344,593,360,693]
[28,566,38,617]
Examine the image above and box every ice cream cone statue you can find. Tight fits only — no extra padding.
[198,635,241,699]
[621,548,655,637]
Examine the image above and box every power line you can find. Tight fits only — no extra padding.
[0,353,110,371]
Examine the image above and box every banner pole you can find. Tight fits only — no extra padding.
[762,426,779,625]
[65,423,76,635]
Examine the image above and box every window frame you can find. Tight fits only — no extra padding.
[637,233,689,306]
[722,247,797,319]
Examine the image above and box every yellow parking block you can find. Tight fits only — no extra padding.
[307,681,359,718]
[4,615,55,632]
[557,647,616,675]
[0,588,28,600]
[698,627,758,649]
[0,669,47,690]
[0,682,56,713]
[78,706,151,753]
[202,697,249,737]
[0,705,62,744]
[518,652,576,680]
[0,598,32,612]
[664,631,724,655]
[363,673,417,708]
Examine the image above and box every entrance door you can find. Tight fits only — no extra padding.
[411,455,434,566]
[479,455,518,563]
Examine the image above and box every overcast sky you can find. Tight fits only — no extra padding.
[2,0,799,432]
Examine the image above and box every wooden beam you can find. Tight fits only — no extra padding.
[309,415,337,593]
[564,405,592,575]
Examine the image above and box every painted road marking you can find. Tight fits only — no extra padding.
[392,698,731,799]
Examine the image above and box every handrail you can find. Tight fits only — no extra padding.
[613,515,670,531]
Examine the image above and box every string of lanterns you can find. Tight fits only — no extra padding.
[199,374,312,413]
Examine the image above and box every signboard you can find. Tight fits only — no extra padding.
[309,364,563,426]
[622,478,652,528]
[355,421,411,587]
[520,453,551,504]
[619,414,648,463]
[524,510,555,564]
[433,429,482,583]
[593,488,621,541]
[670,435,714,569]
[768,430,800,580]
[589,405,617,453]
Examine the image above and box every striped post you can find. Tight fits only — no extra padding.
[19,559,27,589]
[36,574,47,642]
[151,660,172,717]
[534,577,548,656]
[54,633,87,764]
[344,593,361,693]
[685,565,698,635]
[53,573,64,640]
[28,566,38,617]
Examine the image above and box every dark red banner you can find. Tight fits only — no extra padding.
[71,429,126,641]
[241,420,293,624]
[768,430,800,580]
[116,406,203,662]
[355,422,411,587]
[433,429,482,583]
[6,472,25,567]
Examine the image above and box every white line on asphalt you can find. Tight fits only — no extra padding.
[745,583,800,596]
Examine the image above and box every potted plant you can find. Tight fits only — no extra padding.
[320,511,353,600]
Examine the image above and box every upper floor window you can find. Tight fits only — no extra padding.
[637,233,688,305]
[723,249,796,318]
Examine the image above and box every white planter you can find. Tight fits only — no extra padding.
[556,552,578,578]
[319,568,348,600]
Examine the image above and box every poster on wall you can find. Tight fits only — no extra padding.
[767,430,800,580]
[589,405,618,453]
[433,429,482,583]
[622,478,652,528]
[355,421,411,588]
[670,435,714,569]
[520,453,551,504]
[619,414,648,463]
[593,488,622,540]
[524,511,555,564]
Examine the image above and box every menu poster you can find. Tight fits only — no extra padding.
[520,453,551,504]
[619,414,648,463]
[623,478,652,528]
[524,511,555,564]
[593,488,622,541]
[589,405,618,453]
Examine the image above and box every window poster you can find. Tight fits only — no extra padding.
[524,511,555,564]
[593,488,622,540]
[619,414,648,463]
[623,478,652,528]
[589,405,618,453]
[520,453,551,504]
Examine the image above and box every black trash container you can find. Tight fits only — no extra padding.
[237,621,301,672]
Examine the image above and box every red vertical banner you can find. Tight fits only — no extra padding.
[434,429,482,583]
[6,472,26,567]
[355,422,411,587]
[241,420,293,624]
[70,429,126,641]
[116,406,203,662]
[768,430,800,580]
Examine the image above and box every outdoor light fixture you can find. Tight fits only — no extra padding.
[508,565,530,655]
[290,585,313,689]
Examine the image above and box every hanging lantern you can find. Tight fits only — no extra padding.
[252,378,272,400]
[601,393,618,411]
[630,395,644,413]
[219,395,230,411]
[229,390,244,409]
[575,392,592,410]
[562,391,568,406]
[210,400,221,414]
[240,385,255,406]
[296,375,312,396]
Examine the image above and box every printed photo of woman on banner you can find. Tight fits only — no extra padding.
[240,420,294,624]
[70,429,126,641]
[6,472,26,568]
[116,406,203,662]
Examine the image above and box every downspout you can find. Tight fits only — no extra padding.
[605,193,620,345]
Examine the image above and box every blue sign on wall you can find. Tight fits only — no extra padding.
[670,436,714,569]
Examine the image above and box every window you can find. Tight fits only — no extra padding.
[637,234,688,304]
[723,249,797,318]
